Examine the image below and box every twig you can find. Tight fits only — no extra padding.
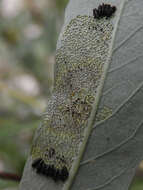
[0,171,21,182]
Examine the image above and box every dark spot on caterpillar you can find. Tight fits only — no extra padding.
[48,148,55,158]
[72,111,75,116]
[32,158,69,182]
[32,158,42,168]
[47,165,55,176]
[52,169,60,181]
[92,26,97,30]
[100,28,103,32]
[56,155,67,164]
[60,166,69,182]
[93,3,117,19]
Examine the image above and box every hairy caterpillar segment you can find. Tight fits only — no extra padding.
[95,106,112,122]
[93,3,117,19]
[32,158,68,182]
[31,15,114,182]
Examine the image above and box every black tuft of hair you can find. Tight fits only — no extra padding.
[93,3,117,19]
[60,166,69,182]
[32,158,42,168]
[32,158,69,182]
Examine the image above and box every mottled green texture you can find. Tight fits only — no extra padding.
[95,106,112,122]
[31,15,113,172]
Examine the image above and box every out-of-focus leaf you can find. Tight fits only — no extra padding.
[130,179,143,190]
[54,0,68,11]
[0,118,38,139]
[0,179,18,189]
[0,118,39,173]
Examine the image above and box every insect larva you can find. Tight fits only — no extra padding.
[93,3,117,19]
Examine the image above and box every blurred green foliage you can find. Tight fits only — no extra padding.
[0,0,142,189]
[130,179,143,190]
[54,0,68,11]
[0,179,18,189]
[0,1,68,189]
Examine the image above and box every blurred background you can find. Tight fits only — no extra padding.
[0,0,142,189]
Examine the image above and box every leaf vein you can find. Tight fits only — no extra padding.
[108,54,143,73]
[81,119,143,166]
[113,25,143,53]
[85,168,126,190]
[94,81,143,129]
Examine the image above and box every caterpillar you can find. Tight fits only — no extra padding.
[93,3,116,19]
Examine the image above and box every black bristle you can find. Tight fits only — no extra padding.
[40,161,46,174]
[53,169,60,182]
[49,148,55,158]
[48,165,55,176]
[93,3,117,19]
[32,158,42,168]
[44,165,50,176]
[98,5,102,17]
[93,9,99,19]
[60,166,69,182]
[36,160,44,174]
[32,159,69,182]
[101,3,105,17]
[112,6,117,13]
